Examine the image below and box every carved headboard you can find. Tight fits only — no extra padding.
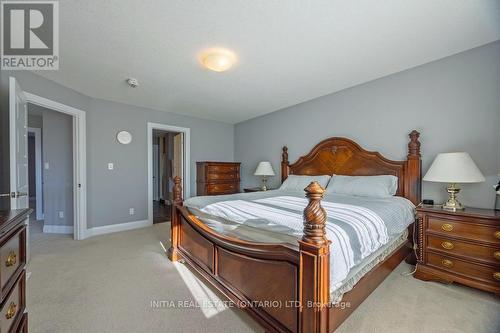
[281,130,422,204]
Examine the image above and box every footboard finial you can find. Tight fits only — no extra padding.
[302,181,328,246]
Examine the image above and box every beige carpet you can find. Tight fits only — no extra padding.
[27,223,500,333]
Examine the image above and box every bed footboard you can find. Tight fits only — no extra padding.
[168,177,331,333]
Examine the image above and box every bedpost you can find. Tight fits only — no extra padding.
[168,176,183,261]
[404,130,422,205]
[299,182,330,333]
[281,146,289,183]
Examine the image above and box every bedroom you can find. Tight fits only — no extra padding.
[0,1,499,332]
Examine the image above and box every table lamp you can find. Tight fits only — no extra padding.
[423,152,485,211]
[254,161,275,191]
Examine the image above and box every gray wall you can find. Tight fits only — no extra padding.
[235,41,500,209]
[86,98,233,227]
[38,106,74,227]
[28,114,43,128]
[1,71,234,228]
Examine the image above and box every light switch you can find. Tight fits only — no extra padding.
[44,162,50,170]
[108,163,114,170]
[129,208,135,215]
[59,211,64,218]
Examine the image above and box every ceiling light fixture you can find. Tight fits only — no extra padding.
[200,48,237,72]
[126,78,139,88]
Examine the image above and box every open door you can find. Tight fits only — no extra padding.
[8,77,30,257]
[9,77,29,209]
[173,133,184,192]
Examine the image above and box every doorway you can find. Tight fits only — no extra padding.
[9,77,87,241]
[147,123,190,225]
[27,104,74,237]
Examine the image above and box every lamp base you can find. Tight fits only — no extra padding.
[260,176,268,191]
[442,183,464,211]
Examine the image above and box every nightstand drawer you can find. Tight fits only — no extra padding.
[427,235,500,265]
[427,217,500,244]
[427,253,500,285]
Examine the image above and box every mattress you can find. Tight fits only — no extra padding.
[184,190,415,302]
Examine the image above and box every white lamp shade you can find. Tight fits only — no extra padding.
[254,161,275,176]
[423,152,485,183]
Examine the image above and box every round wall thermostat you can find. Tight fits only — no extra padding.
[116,131,132,144]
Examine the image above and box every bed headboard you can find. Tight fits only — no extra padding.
[281,130,422,204]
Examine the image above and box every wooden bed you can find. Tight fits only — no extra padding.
[168,130,422,333]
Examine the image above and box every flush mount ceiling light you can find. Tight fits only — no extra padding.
[126,78,139,88]
[200,48,237,72]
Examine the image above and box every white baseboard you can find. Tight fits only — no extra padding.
[85,219,151,238]
[43,225,74,234]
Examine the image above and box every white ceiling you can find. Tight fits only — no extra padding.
[36,0,500,124]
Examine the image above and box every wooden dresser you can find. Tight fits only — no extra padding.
[0,209,30,333]
[196,162,241,196]
[414,205,500,296]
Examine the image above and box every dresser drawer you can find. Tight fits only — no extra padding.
[0,226,26,302]
[206,172,238,181]
[427,253,500,285]
[207,164,239,174]
[207,183,238,194]
[427,235,500,265]
[427,216,500,244]
[0,270,25,333]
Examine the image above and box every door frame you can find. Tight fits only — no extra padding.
[147,122,190,224]
[24,92,87,240]
[27,127,43,220]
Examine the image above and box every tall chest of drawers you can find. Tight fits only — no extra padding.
[0,209,30,333]
[414,206,500,296]
[196,162,241,196]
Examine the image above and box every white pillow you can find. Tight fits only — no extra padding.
[325,175,398,198]
[279,175,331,191]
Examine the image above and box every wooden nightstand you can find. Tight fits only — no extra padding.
[414,205,500,296]
[243,187,277,193]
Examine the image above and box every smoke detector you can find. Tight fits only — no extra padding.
[126,78,139,88]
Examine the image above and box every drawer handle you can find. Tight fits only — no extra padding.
[494,251,500,261]
[441,259,454,268]
[495,231,500,240]
[441,241,454,250]
[441,223,453,232]
[5,251,17,267]
[494,272,500,281]
[5,302,17,319]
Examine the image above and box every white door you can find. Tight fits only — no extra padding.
[8,77,29,259]
[173,133,184,191]
[9,77,29,209]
